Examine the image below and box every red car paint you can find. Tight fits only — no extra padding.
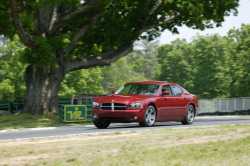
[93,81,198,125]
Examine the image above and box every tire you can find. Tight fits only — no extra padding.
[139,105,156,127]
[182,104,195,125]
[93,119,111,129]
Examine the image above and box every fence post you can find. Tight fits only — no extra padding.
[8,102,11,112]
[234,98,237,112]
[219,99,222,112]
[226,99,229,112]
[242,98,246,110]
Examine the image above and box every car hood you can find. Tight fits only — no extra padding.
[94,94,152,105]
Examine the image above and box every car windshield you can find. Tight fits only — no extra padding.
[115,84,160,96]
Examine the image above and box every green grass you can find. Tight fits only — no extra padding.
[0,113,90,130]
[0,125,250,166]
[0,113,61,130]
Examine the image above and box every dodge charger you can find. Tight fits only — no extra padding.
[92,81,198,128]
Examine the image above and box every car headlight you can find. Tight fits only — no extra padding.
[129,102,143,109]
[93,102,100,108]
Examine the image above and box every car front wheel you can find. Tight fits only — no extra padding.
[182,104,195,125]
[93,119,111,129]
[139,105,156,127]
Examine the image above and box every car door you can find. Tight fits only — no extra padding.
[169,85,187,120]
[156,85,176,121]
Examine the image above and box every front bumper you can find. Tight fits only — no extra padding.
[93,108,145,122]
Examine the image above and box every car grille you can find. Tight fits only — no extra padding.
[100,103,128,110]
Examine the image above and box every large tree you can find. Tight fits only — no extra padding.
[0,0,239,114]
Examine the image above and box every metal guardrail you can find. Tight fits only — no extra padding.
[198,97,250,114]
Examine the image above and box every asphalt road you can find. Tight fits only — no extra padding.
[1,116,250,141]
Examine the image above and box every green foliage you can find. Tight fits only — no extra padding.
[158,40,195,89]
[0,0,239,63]
[158,24,250,98]
[227,25,250,97]
[60,40,160,96]
[2,25,250,100]
[191,36,233,98]
[0,37,157,98]
[0,79,15,99]
[0,37,26,100]
[101,57,147,92]
[0,0,240,113]
[22,37,56,65]
[0,1,15,36]
[60,68,105,97]
[158,37,232,98]
[128,40,161,79]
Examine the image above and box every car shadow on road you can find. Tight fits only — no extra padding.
[104,122,183,130]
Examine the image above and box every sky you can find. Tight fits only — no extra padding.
[159,0,250,44]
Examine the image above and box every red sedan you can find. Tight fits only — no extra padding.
[92,81,198,129]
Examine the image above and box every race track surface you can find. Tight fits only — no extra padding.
[1,116,250,141]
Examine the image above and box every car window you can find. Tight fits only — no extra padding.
[115,84,160,96]
[162,85,172,96]
[180,86,190,94]
[171,85,183,96]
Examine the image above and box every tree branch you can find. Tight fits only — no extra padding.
[37,5,58,36]
[48,6,58,32]
[62,14,99,56]
[65,44,133,72]
[64,0,173,73]
[49,0,100,35]
[60,5,94,23]
[62,26,88,56]
[10,0,36,48]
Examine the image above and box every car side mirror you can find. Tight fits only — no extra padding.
[162,90,170,96]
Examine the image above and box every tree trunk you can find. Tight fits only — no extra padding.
[23,65,64,115]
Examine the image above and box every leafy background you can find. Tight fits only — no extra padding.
[1,24,250,100]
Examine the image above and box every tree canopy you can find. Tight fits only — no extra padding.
[158,24,250,98]
[0,0,239,69]
[0,0,239,114]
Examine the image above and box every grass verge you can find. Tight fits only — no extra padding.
[0,113,90,130]
[0,113,61,130]
[0,124,250,166]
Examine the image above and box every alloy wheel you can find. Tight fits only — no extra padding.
[145,106,156,126]
[187,105,195,123]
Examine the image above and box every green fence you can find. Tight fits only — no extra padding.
[0,97,93,122]
[0,101,11,112]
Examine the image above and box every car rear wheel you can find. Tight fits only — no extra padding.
[139,105,156,127]
[93,119,111,129]
[182,104,195,125]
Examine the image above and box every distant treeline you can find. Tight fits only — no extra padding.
[1,24,250,100]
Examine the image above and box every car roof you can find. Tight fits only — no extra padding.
[126,80,177,86]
